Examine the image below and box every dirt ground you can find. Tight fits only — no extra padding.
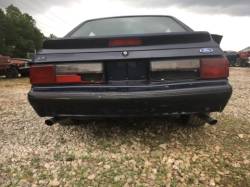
[0,68,249,186]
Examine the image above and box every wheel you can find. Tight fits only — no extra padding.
[180,114,206,127]
[6,67,19,78]
[240,60,248,67]
[20,68,30,77]
[231,59,237,67]
[20,72,29,77]
[234,61,240,67]
[234,59,242,67]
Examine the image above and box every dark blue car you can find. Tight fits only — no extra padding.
[28,15,232,126]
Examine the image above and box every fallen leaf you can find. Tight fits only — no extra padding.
[238,134,244,138]
[144,160,151,168]
[87,174,96,180]
[215,146,221,153]
[104,165,111,169]
[159,143,167,150]
[210,179,216,186]
[49,179,60,187]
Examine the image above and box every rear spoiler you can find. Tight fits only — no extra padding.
[211,34,223,45]
[43,32,214,49]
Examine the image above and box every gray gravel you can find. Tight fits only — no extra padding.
[0,68,249,186]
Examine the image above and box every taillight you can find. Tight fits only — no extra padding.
[200,57,229,79]
[56,63,104,84]
[109,38,142,47]
[150,59,200,82]
[30,63,104,85]
[30,65,56,84]
[151,59,200,71]
[56,63,103,74]
[56,75,81,83]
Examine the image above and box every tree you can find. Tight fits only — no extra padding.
[0,8,8,55]
[49,34,57,39]
[0,5,45,58]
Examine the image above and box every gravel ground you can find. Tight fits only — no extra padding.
[0,68,249,186]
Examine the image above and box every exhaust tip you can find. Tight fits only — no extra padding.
[208,119,218,125]
[45,118,57,126]
[197,114,218,126]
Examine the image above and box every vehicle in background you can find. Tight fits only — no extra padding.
[224,47,250,67]
[238,47,250,67]
[224,51,238,66]
[0,54,30,78]
[28,15,232,127]
[11,58,30,77]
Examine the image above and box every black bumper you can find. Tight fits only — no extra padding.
[28,81,232,118]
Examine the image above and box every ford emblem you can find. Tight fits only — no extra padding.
[200,48,214,54]
[122,51,129,57]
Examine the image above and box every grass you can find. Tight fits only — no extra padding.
[1,115,249,186]
[0,69,250,186]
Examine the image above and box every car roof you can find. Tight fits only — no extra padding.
[83,15,175,22]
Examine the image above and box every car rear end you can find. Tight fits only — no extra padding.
[10,58,30,77]
[28,16,232,122]
[0,55,11,76]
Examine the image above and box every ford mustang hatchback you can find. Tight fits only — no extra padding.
[28,16,232,126]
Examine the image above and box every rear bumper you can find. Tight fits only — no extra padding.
[28,81,232,118]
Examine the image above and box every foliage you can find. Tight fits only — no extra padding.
[0,5,44,58]
[48,34,57,39]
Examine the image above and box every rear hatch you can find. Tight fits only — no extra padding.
[32,32,226,85]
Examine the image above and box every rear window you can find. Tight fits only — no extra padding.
[67,16,188,38]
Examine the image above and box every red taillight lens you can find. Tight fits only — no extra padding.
[30,65,56,84]
[56,75,81,83]
[200,57,229,79]
[30,64,103,85]
[109,38,142,47]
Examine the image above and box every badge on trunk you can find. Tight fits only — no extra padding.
[122,51,129,57]
[200,48,214,54]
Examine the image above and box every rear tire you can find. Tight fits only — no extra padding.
[181,114,206,127]
[241,60,248,67]
[6,67,19,78]
[20,71,29,77]
[234,59,241,67]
